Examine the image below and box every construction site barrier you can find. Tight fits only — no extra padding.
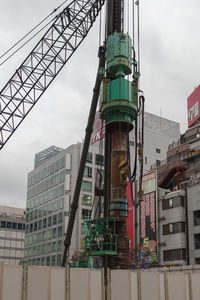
[1,264,200,299]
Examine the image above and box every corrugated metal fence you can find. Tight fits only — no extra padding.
[1,264,200,300]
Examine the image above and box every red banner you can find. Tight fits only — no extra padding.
[127,182,134,250]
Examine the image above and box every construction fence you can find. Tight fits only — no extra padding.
[1,264,200,300]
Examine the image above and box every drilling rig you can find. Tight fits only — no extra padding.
[100,0,139,269]
[62,0,140,270]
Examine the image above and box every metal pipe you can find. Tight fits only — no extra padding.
[106,0,123,36]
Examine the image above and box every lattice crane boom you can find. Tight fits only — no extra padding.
[0,0,105,150]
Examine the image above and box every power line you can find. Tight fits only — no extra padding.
[0,0,69,66]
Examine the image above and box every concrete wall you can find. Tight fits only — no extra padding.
[1,264,200,300]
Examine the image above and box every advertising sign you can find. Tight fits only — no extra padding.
[140,171,157,253]
[91,112,105,145]
[127,182,134,250]
[187,85,200,128]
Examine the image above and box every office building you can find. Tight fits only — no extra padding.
[24,144,103,266]
[0,205,25,264]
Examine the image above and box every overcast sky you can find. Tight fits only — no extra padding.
[0,0,199,208]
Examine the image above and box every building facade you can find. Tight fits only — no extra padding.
[0,205,25,264]
[24,144,104,266]
[144,120,200,266]
[129,111,180,174]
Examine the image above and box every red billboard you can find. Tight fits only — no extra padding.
[91,112,105,145]
[127,182,134,250]
[187,85,200,128]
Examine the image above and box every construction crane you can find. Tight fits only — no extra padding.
[0,0,143,271]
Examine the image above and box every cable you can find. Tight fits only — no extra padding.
[0,17,56,67]
[135,0,140,73]
[0,0,69,65]
[132,0,135,50]
[98,7,102,47]
[130,117,138,181]
[138,95,145,192]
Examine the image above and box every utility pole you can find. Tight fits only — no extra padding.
[101,0,140,269]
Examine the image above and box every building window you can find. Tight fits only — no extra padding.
[163,249,186,261]
[84,166,92,178]
[195,258,200,264]
[58,212,63,223]
[163,222,185,235]
[82,194,92,206]
[58,198,64,210]
[50,164,54,175]
[156,148,161,153]
[60,157,65,169]
[194,234,200,249]
[26,213,30,222]
[48,216,52,227]
[38,232,42,242]
[30,212,33,221]
[43,218,47,229]
[57,254,62,266]
[34,222,38,231]
[41,257,46,266]
[162,196,184,210]
[145,156,147,164]
[57,240,62,252]
[58,226,63,237]
[82,209,91,219]
[46,256,50,266]
[86,152,93,163]
[95,154,104,166]
[53,214,57,225]
[156,160,161,167]
[52,255,56,266]
[38,220,42,230]
[47,242,51,253]
[6,222,11,229]
[194,210,200,226]
[82,181,92,192]
[12,222,17,229]
[169,198,173,208]
[169,223,173,233]
[0,221,5,228]
[52,242,56,252]
[54,161,59,172]
[52,228,57,239]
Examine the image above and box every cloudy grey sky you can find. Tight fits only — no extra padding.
[0,0,199,208]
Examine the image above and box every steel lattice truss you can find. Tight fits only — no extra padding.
[0,0,105,150]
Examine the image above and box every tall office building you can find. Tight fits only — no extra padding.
[0,205,25,264]
[24,144,103,266]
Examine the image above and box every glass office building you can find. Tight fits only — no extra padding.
[24,144,104,266]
